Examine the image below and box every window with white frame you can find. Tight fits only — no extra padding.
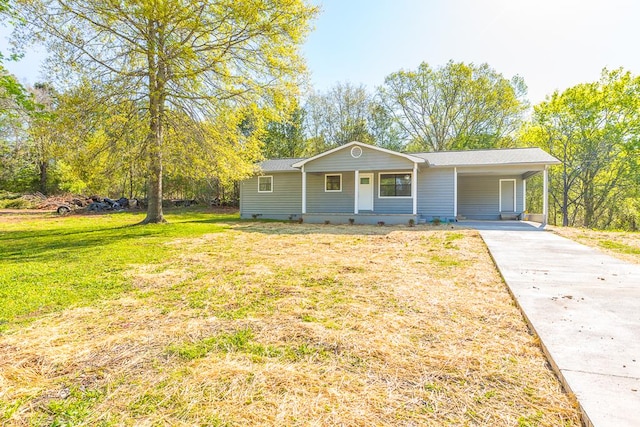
[258,176,273,193]
[379,173,412,197]
[325,174,342,192]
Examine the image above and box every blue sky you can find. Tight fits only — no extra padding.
[3,0,640,105]
[303,0,640,103]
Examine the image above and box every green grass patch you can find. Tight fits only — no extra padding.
[0,210,238,330]
[598,239,640,255]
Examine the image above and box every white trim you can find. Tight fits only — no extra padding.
[351,146,363,158]
[258,175,273,193]
[301,166,306,214]
[523,178,527,212]
[291,141,426,168]
[378,171,413,199]
[354,170,359,214]
[499,179,517,212]
[358,172,374,211]
[324,173,342,192]
[412,163,418,215]
[453,167,458,217]
[543,166,549,225]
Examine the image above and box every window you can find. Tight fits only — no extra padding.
[325,174,342,192]
[258,176,273,193]
[379,173,412,197]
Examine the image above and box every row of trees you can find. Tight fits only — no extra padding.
[263,61,528,157]
[0,2,638,229]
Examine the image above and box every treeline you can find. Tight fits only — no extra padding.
[1,60,639,229]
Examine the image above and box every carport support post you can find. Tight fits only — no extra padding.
[412,163,418,215]
[453,167,458,218]
[302,166,307,214]
[542,166,548,226]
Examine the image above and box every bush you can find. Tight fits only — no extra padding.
[0,197,36,209]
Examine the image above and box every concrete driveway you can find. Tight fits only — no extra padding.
[465,222,640,427]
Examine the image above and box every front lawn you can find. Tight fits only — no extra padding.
[0,211,580,426]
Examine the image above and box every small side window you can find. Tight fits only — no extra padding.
[325,174,342,192]
[258,176,273,193]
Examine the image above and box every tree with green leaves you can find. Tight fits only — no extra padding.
[304,82,375,154]
[378,61,528,152]
[522,68,640,228]
[261,102,306,158]
[9,0,317,223]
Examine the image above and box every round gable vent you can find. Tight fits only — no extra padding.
[350,146,363,158]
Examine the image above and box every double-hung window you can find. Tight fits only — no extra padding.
[258,176,273,193]
[379,173,412,197]
[325,174,342,192]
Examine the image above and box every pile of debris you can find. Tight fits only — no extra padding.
[53,195,140,214]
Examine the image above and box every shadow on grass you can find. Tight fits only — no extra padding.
[0,211,238,263]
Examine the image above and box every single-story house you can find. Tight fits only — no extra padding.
[239,141,559,225]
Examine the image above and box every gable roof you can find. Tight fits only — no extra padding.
[258,158,304,173]
[291,141,426,168]
[412,147,560,167]
[257,146,560,173]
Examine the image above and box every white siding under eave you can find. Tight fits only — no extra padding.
[416,167,455,219]
[458,175,524,220]
[240,173,302,219]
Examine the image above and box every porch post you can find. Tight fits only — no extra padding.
[354,170,359,214]
[523,178,527,213]
[542,166,548,226]
[453,167,458,218]
[412,163,418,215]
[301,166,307,214]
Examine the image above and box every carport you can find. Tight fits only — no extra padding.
[428,148,561,224]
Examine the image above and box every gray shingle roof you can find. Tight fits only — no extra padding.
[258,158,305,172]
[412,147,560,167]
[257,148,559,172]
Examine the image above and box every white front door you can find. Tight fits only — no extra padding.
[500,179,516,212]
[358,173,374,211]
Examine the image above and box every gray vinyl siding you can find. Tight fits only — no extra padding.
[417,167,455,218]
[304,146,415,172]
[374,196,412,214]
[240,172,301,219]
[307,172,355,213]
[458,175,524,219]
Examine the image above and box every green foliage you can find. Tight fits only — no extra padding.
[303,82,376,154]
[523,68,640,228]
[378,61,528,152]
[11,0,318,223]
[262,103,306,158]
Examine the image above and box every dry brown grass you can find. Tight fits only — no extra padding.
[549,225,640,264]
[1,222,580,426]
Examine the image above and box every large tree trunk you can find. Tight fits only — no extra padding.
[38,160,48,195]
[141,18,166,224]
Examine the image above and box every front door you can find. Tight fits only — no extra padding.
[500,179,516,212]
[358,173,374,211]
